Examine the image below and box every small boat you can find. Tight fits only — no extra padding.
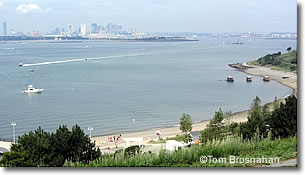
[19,63,23,67]
[263,76,270,82]
[246,76,252,82]
[24,85,44,93]
[227,76,234,82]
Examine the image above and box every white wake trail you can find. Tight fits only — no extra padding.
[22,58,86,67]
[21,51,168,67]
[21,47,205,67]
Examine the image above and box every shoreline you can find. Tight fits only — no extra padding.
[92,63,297,150]
[231,62,297,96]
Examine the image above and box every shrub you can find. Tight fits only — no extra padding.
[124,145,141,157]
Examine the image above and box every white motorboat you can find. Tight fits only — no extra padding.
[24,85,44,93]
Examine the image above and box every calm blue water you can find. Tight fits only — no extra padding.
[0,37,295,139]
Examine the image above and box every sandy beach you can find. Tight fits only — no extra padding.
[92,63,297,151]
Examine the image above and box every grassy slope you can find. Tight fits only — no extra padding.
[248,50,297,73]
[70,136,297,167]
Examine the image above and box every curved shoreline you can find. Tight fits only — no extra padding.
[92,63,297,149]
[243,63,297,96]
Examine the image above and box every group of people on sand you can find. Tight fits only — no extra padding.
[108,134,122,148]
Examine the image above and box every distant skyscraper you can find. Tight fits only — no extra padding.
[91,23,98,34]
[113,25,122,33]
[106,23,113,34]
[98,25,105,34]
[69,25,72,34]
[54,28,60,35]
[69,25,75,35]
[80,24,87,36]
[3,22,7,36]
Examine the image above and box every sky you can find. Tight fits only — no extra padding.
[0,0,297,33]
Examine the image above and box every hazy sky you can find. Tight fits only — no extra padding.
[0,0,297,33]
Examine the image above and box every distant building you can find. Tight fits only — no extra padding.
[80,24,87,36]
[98,25,105,34]
[69,25,75,35]
[113,25,122,33]
[106,23,122,34]
[54,28,60,35]
[106,23,113,33]
[91,23,98,34]
[3,22,7,36]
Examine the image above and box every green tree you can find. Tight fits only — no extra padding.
[179,113,192,133]
[266,95,297,138]
[68,124,101,164]
[209,108,225,128]
[49,125,71,166]
[223,111,233,125]
[200,108,234,143]
[240,96,267,139]
[0,125,101,167]
[0,151,33,167]
[9,127,53,166]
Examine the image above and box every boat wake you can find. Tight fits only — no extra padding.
[22,58,87,67]
[21,47,208,67]
[21,51,172,67]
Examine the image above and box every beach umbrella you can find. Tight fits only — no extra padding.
[156,130,161,135]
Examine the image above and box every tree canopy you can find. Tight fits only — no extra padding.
[179,113,192,133]
[239,96,297,140]
[239,96,269,139]
[0,125,101,167]
[266,95,297,138]
[200,108,237,143]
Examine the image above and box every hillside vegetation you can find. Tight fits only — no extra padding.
[249,50,297,72]
[72,136,296,167]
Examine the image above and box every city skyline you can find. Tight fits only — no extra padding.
[0,20,297,39]
[0,0,297,34]
[0,21,146,38]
